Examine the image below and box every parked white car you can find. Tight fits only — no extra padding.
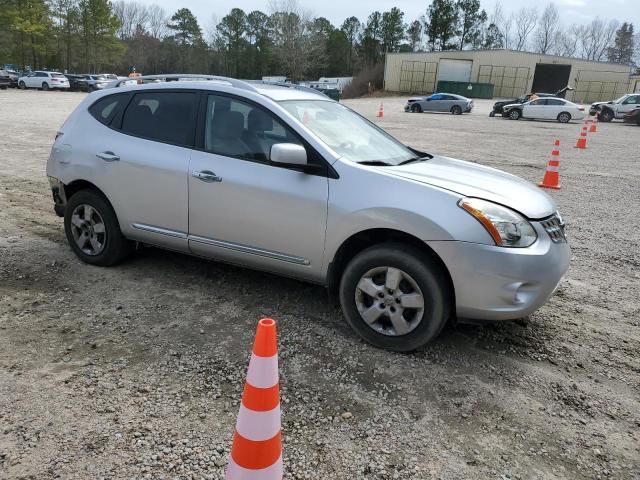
[502,97,585,123]
[18,71,70,91]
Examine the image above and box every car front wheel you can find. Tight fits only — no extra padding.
[557,112,571,123]
[64,189,132,266]
[339,243,451,352]
[411,104,422,113]
[18,81,26,89]
[599,109,614,122]
[508,109,521,120]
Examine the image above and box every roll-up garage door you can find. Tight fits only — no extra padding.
[437,59,473,83]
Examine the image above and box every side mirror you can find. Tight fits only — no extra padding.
[270,143,307,166]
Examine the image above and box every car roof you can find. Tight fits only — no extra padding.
[105,77,330,102]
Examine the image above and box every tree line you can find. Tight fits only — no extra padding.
[0,0,637,78]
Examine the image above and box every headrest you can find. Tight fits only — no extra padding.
[248,109,273,132]
[213,111,244,139]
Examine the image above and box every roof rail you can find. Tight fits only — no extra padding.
[106,74,259,92]
[250,80,331,99]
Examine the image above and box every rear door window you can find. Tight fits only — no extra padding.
[121,91,197,147]
[89,94,129,126]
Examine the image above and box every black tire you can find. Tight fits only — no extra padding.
[451,105,462,115]
[64,189,132,266]
[18,81,26,89]
[339,243,451,352]
[0,86,7,90]
[411,104,422,113]
[599,109,614,122]
[489,111,496,117]
[557,112,571,123]
[508,109,521,120]
[41,82,49,91]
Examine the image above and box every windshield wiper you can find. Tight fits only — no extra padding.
[397,156,427,166]
[357,160,393,166]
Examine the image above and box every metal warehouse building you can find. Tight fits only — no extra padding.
[384,49,634,103]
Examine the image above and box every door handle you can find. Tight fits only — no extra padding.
[96,151,120,162]
[192,170,222,183]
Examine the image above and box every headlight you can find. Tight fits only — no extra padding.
[458,198,537,248]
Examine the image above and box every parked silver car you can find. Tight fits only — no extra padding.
[47,76,569,351]
[83,75,110,91]
[405,93,473,114]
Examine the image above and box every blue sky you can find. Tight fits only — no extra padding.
[148,0,639,30]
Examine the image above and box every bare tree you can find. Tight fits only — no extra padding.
[533,3,559,54]
[147,4,168,39]
[113,1,150,40]
[578,19,620,61]
[268,0,313,80]
[553,24,581,58]
[513,7,538,51]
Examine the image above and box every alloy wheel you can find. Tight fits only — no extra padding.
[70,204,107,256]
[354,266,425,336]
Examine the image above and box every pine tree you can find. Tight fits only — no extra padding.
[425,0,458,51]
[607,22,634,65]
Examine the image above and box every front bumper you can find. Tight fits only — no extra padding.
[427,221,570,321]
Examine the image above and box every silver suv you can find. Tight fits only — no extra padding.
[47,76,570,351]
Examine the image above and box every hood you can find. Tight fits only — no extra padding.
[591,101,610,107]
[407,97,426,102]
[502,102,522,109]
[387,156,556,219]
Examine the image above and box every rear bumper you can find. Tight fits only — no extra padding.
[427,222,570,321]
[48,176,67,217]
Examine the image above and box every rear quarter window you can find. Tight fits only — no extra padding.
[89,94,128,126]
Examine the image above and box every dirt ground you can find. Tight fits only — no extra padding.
[0,90,639,480]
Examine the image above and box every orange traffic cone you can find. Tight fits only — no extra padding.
[226,318,282,480]
[589,114,598,133]
[376,101,384,118]
[575,120,589,149]
[539,140,562,190]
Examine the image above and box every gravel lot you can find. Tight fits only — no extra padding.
[1,89,639,480]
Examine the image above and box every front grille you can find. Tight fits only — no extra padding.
[540,213,567,243]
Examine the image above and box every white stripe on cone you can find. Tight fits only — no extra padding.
[246,354,279,388]
[546,166,560,172]
[236,404,281,442]
[226,454,283,480]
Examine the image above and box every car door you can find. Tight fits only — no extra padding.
[188,93,329,281]
[27,72,41,88]
[441,95,457,111]
[619,95,640,117]
[523,99,547,119]
[80,90,195,252]
[421,94,439,112]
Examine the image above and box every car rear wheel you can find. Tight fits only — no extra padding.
[339,243,450,352]
[599,109,614,122]
[411,104,422,113]
[557,112,571,123]
[41,82,49,91]
[508,109,521,120]
[18,81,26,89]
[64,189,132,266]
[451,105,462,115]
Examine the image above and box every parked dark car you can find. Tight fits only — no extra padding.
[623,107,640,125]
[490,86,574,117]
[0,70,12,89]
[65,74,88,91]
[2,69,20,87]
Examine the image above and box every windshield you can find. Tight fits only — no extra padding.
[279,100,417,165]
[613,95,628,104]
